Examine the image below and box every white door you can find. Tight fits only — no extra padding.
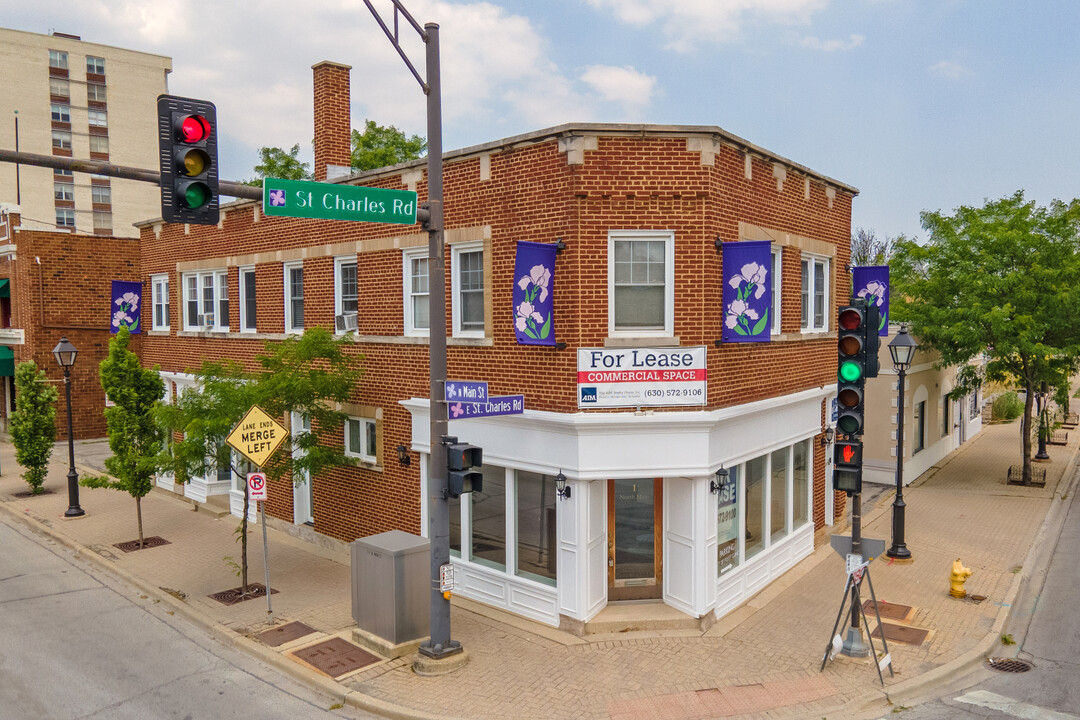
[291,412,313,524]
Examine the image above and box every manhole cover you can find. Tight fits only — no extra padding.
[257,621,316,648]
[114,536,171,553]
[292,637,379,678]
[987,657,1034,673]
[208,583,278,606]
[862,600,915,622]
[12,489,56,498]
[871,622,931,645]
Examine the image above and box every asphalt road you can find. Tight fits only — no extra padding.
[0,515,377,720]
[875,477,1080,720]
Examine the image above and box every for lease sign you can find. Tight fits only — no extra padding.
[577,347,707,408]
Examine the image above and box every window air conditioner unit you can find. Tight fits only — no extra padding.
[202,312,215,329]
[335,312,358,332]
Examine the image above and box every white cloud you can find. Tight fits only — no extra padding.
[799,33,864,52]
[929,60,972,80]
[585,0,829,52]
[579,65,657,108]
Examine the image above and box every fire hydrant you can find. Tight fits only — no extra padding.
[950,558,973,598]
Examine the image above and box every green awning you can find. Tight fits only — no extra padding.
[0,346,13,377]
[0,278,8,298]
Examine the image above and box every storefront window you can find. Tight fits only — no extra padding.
[792,440,810,527]
[470,465,506,570]
[716,466,739,577]
[745,455,767,560]
[515,470,557,585]
[770,447,789,544]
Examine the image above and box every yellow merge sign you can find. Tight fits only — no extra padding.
[226,405,289,468]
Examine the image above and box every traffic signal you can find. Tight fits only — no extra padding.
[834,438,863,495]
[157,94,219,225]
[837,303,868,436]
[446,438,483,498]
[863,303,881,379]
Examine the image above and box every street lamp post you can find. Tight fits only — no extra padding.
[52,337,84,518]
[886,325,916,559]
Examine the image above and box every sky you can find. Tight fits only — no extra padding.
[3,0,1078,240]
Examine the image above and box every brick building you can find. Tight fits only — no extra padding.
[137,61,857,629]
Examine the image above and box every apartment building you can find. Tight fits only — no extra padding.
[136,61,858,630]
[0,27,171,237]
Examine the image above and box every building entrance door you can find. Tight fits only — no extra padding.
[608,478,662,600]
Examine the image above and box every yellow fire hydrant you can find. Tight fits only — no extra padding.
[950,558,973,598]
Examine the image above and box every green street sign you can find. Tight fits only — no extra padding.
[263,177,417,225]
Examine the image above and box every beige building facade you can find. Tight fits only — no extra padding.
[0,28,171,237]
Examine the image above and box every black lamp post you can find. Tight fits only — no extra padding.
[886,325,916,559]
[52,337,84,518]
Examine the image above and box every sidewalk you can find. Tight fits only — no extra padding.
[1,419,1077,720]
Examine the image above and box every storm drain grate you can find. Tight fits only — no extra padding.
[114,536,171,553]
[208,583,278,606]
[987,657,1034,673]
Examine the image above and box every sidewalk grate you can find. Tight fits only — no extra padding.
[208,583,278,606]
[862,599,915,622]
[257,621,316,648]
[114,536,170,553]
[987,657,1033,673]
[291,637,379,678]
[871,622,931,646]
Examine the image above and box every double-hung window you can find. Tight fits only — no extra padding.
[87,83,107,102]
[403,248,429,336]
[89,135,109,155]
[451,243,485,337]
[88,110,108,128]
[800,256,829,332]
[49,50,68,69]
[56,208,74,227]
[54,182,74,201]
[52,130,72,150]
[151,274,170,331]
[49,78,69,98]
[344,416,377,464]
[182,269,228,331]
[91,185,110,204]
[769,247,782,334]
[334,256,358,333]
[239,267,256,332]
[51,104,70,123]
[609,230,674,337]
[284,262,304,334]
[86,56,105,74]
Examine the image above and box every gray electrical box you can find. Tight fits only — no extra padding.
[351,530,430,645]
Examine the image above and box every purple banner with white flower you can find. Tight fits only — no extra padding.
[853,265,889,336]
[513,241,556,345]
[110,280,142,334]
[721,241,772,343]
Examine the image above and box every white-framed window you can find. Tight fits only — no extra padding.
[608,230,675,337]
[344,417,377,464]
[451,243,485,337]
[151,274,170,331]
[87,83,106,102]
[49,78,69,97]
[51,104,70,122]
[403,247,429,336]
[770,247,782,335]
[284,262,304,334]
[89,135,109,155]
[87,110,108,128]
[800,256,829,332]
[91,184,110,204]
[334,256,358,333]
[239,266,256,332]
[48,50,68,69]
[54,181,74,201]
[56,208,74,227]
[92,211,112,232]
[86,56,105,74]
[52,130,72,149]
[182,269,228,331]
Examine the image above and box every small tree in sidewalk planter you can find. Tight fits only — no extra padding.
[80,327,165,549]
[155,328,362,596]
[10,361,58,495]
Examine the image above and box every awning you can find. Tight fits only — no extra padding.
[0,278,8,298]
[0,346,13,377]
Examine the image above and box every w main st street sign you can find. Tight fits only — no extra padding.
[263,177,417,225]
[226,405,290,468]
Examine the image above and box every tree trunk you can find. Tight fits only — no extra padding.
[241,481,250,594]
[1022,382,1035,485]
[137,496,144,549]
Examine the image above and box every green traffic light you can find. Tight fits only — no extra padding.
[839,360,862,382]
[183,182,210,209]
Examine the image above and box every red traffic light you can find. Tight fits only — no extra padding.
[839,307,864,330]
[177,114,211,143]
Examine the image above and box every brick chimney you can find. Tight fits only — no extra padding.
[312,61,352,181]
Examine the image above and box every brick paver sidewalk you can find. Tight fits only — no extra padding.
[1,415,1076,720]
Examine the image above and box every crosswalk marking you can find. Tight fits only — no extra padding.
[955,690,1079,720]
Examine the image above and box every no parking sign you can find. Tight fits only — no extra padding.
[247,472,267,501]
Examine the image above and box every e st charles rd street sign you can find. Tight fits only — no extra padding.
[263,177,418,225]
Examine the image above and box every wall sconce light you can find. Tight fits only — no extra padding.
[820,427,835,447]
[555,470,571,500]
[710,466,729,494]
[396,444,411,466]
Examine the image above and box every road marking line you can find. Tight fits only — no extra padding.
[955,690,1079,720]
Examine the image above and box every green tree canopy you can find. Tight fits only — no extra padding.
[244,144,312,186]
[350,120,426,171]
[892,191,1080,483]
[10,361,58,495]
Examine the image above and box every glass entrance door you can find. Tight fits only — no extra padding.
[608,478,662,600]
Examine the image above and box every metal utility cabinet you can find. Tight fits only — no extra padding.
[351,530,430,645]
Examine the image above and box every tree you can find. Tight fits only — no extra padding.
[850,227,898,266]
[9,361,58,495]
[156,328,362,593]
[892,192,1080,484]
[244,144,312,186]
[351,120,426,171]
[80,327,165,548]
